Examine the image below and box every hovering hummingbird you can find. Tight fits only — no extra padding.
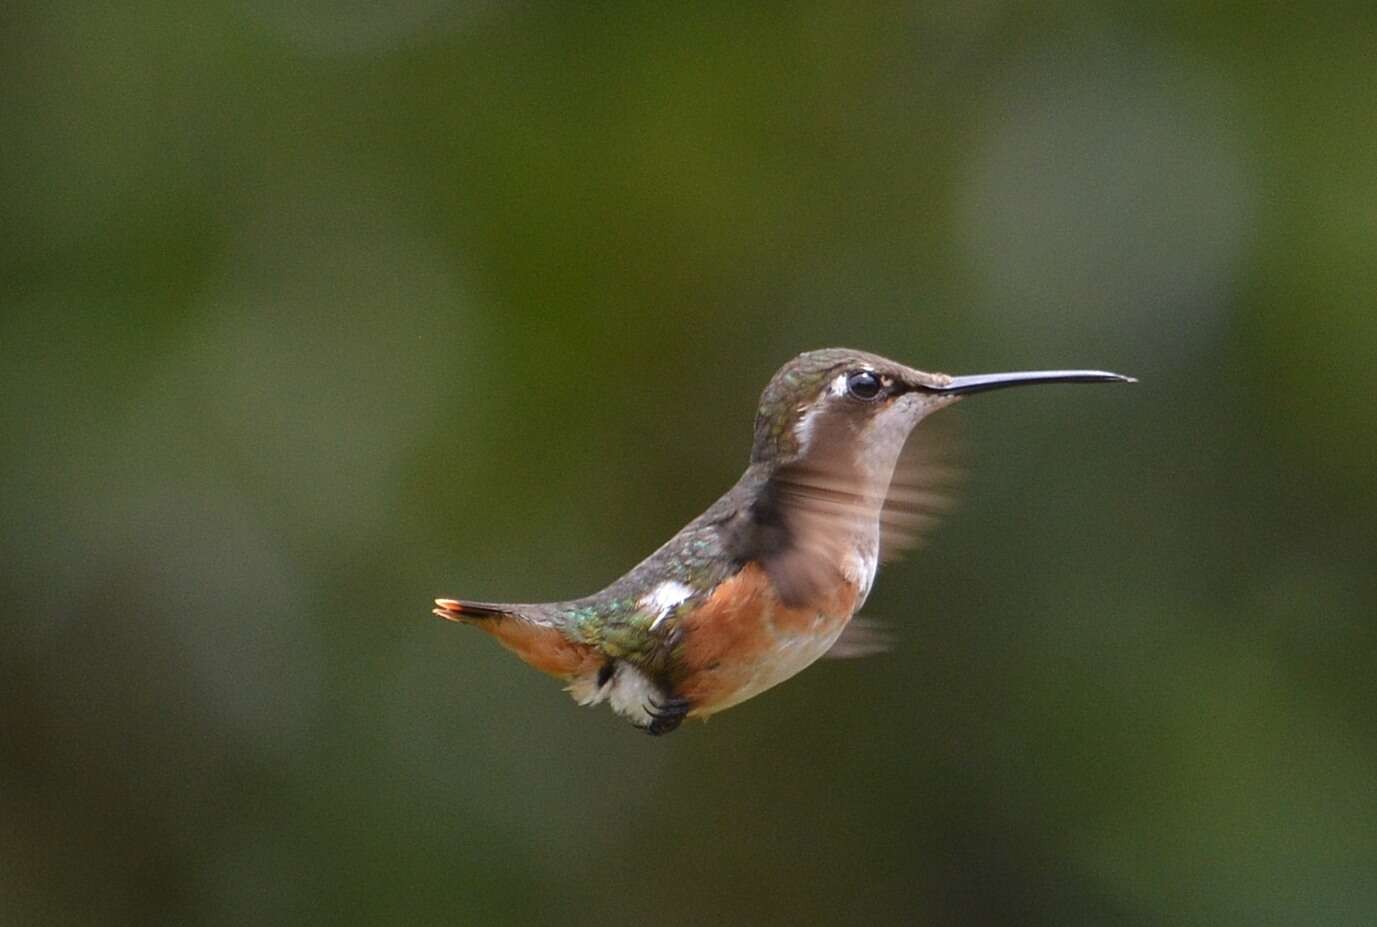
[435,349,1132,735]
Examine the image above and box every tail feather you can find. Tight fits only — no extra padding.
[433,596,601,681]
[433,598,512,622]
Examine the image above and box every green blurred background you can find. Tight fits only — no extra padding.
[4,3,1376,925]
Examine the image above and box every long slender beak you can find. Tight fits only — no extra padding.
[934,369,1136,395]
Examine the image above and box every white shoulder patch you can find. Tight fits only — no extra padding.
[641,580,693,630]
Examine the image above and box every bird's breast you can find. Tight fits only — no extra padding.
[674,561,862,716]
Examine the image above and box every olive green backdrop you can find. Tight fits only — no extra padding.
[3,3,1375,925]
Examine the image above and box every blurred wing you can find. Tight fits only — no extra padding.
[824,616,896,658]
[755,416,964,608]
[877,414,964,562]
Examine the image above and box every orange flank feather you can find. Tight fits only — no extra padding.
[433,599,602,680]
[674,562,860,714]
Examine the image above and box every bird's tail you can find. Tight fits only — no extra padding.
[432,598,513,622]
[432,596,600,680]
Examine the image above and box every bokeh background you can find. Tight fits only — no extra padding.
[4,3,1376,925]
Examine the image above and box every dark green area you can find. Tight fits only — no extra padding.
[3,3,1375,924]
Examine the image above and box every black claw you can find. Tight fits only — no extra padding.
[645,714,683,736]
[644,695,691,736]
[646,697,690,717]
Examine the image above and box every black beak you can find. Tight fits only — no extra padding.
[934,370,1136,395]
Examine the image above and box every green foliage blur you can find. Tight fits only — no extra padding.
[4,3,1376,925]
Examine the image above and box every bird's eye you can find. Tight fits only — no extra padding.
[845,370,883,401]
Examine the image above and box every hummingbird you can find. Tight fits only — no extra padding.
[434,349,1132,735]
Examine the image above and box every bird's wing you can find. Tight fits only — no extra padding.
[877,414,964,562]
[747,416,964,609]
[823,616,897,658]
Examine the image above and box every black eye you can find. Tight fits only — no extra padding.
[845,370,883,401]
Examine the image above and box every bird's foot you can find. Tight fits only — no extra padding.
[645,695,691,736]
